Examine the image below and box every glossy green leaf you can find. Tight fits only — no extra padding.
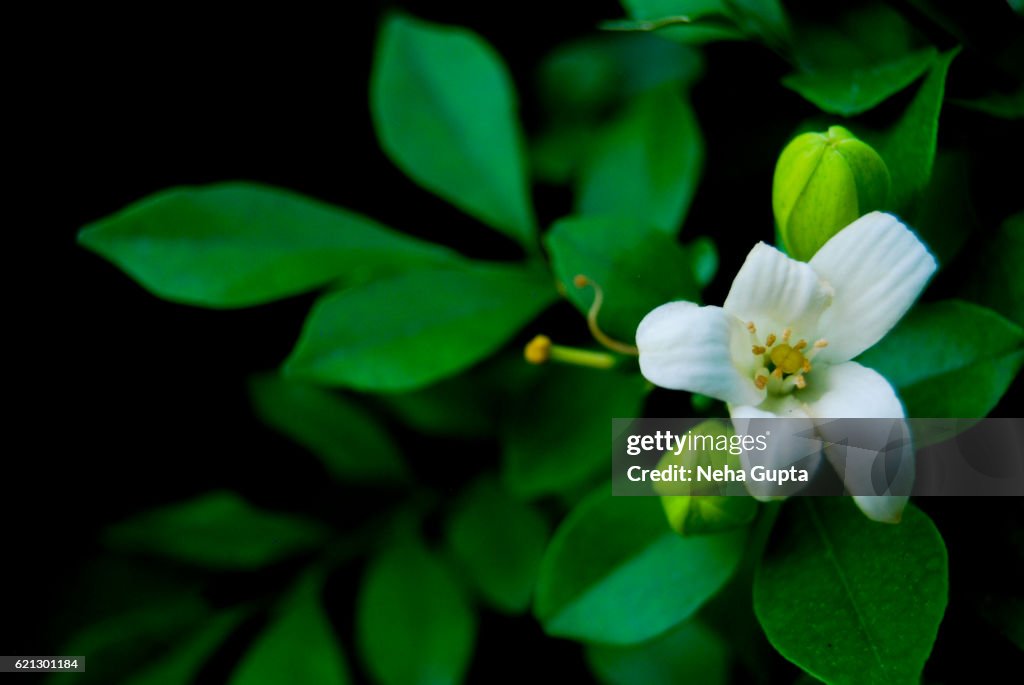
[231,571,350,685]
[546,215,701,341]
[858,300,1024,417]
[754,499,948,685]
[586,620,728,685]
[77,183,457,308]
[249,374,406,483]
[577,86,704,234]
[872,49,959,211]
[783,49,936,116]
[284,264,556,392]
[104,491,329,569]
[126,609,246,685]
[371,14,535,246]
[619,1,745,43]
[960,212,1024,326]
[357,536,475,685]
[502,367,650,498]
[534,490,747,645]
[446,478,549,613]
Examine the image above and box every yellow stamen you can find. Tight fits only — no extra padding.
[524,334,617,369]
[754,375,768,390]
[765,333,776,347]
[747,321,757,334]
[752,345,766,355]
[802,358,812,373]
[814,339,828,348]
[794,375,806,389]
[772,367,783,379]
[782,328,792,343]
[575,275,639,356]
[794,339,808,351]
[524,335,551,364]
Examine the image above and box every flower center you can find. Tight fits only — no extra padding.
[746,322,827,394]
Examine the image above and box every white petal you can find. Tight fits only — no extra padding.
[805,362,914,524]
[809,212,936,363]
[851,495,909,524]
[803,361,905,419]
[730,398,823,500]
[637,302,764,406]
[723,242,833,338]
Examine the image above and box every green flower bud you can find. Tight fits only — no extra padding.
[773,125,890,261]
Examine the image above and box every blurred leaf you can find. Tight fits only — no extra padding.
[104,491,329,569]
[546,215,701,341]
[126,608,246,685]
[789,3,919,73]
[910,149,976,265]
[446,477,549,613]
[960,212,1024,326]
[858,300,1024,417]
[357,536,475,685]
[249,374,407,483]
[619,0,745,43]
[586,620,728,685]
[754,499,947,685]
[502,367,649,498]
[952,88,1024,119]
[371,13,535,246]
[871,48,960,211]
[284,264,556,392]
[531,124,597,185]
[371,353,540,438]
[78,183,457,308]
[689,236,718,288]
[782,49,936,116]
[534,490,747,645]
[538,34,703,117]
[723,0,791,50]
[231,570,350,685]
[50,592,212,685]
[577,86,703,234]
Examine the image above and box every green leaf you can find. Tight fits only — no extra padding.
[689,236,718,288]
[857,300,1024,417]
[371,13,535,246]
[231,571,350,685]
[754,499,948,685]
[125,609,246,685]
[50,591,213,685]
[249,374,407,483]
[578,86,703,234]
[546,215,701,341]
[502,367,650,498]
[534,490,747,645]
[104,491,329,569]
[723,0,791,50]
[872,49,960,211]
[960,212,1024,326]
[619,1,746,43]
[77,183,457,308]
[357,536,475,685]
[284,264,556,392]
[782,49,937,116]
[910,149,976,266]
[952,88,1024,119]
[586,620,728,685]
[446,478,549,613]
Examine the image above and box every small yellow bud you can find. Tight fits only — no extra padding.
[524,335,552,364]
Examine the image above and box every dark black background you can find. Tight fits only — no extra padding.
[7,0,1023,681]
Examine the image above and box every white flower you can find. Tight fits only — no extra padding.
[635,212,936,522]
